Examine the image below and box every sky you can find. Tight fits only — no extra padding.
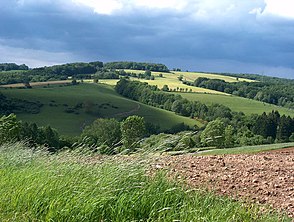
[0,0,294,78]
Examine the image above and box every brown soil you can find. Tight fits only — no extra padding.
[152,148,294,218]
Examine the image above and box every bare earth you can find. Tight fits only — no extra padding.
[153,148,294,218]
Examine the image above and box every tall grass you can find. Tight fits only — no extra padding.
[0,143,290,221]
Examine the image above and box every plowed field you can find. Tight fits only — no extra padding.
[153,148,294,218]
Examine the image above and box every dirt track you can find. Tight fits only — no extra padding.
[153,148,294,218]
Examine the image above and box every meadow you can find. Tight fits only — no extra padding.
[0,83,200,135]
[172,71,256,83]
[100,70,228,94]
[179,92,294,117]
[0,142,289,221]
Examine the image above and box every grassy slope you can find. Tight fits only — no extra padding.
[198,142,294,155]
[0,143,288,222]
[179,92,294,117]
[1,83,200,135]
[173,71,256,83]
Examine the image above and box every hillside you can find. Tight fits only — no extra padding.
[0,83,201,135]
[98,70,293,117]
[179,93,294,117]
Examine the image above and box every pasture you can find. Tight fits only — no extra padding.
[178,92,294,117]
[1,83,201,135]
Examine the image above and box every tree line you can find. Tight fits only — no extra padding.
[0,63,29,71]
[0,114,151,154]
[104,62,169,72]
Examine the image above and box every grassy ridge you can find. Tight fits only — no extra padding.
[0,143,289,221]
[179,92,294,117]
[0,83,201,135]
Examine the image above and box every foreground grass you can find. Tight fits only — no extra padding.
[199,142,294,156]
[0,143,289,221]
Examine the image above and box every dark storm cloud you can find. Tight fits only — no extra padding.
[0,0,293,78]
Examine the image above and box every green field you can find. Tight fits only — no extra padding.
[0,143,288,221]
[173,71,255,83]
[178,92,294,117]
[1,83,201,135]
[198,142,294,155]
[122,70,229,94]
[100,70,254,94]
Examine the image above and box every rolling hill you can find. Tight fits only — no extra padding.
[178,92,294,117]
[0,83,201,135]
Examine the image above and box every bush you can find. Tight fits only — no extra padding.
[81,118,121,151]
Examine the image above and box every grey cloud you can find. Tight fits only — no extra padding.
[0,0,293,79]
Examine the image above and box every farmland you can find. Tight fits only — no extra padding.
[157,146,294,218]
[0,83,201,135]
[99,71,293,117]
[172,71,256,83]
[178,92,294,117]
[99,70,230,94]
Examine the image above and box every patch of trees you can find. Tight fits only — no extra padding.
[80,116,148,154]
[93,69,120,80]
[31,61,103,77]
[118,69,156,80]
[0,63,29,71]
[188,77,294,109]
[104,61,169,72]
[0,94,42,115]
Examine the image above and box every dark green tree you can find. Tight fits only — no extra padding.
[121,116,146,150]
[0,114,20,144]
[200,119,226,148]
[81,118,121,148]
